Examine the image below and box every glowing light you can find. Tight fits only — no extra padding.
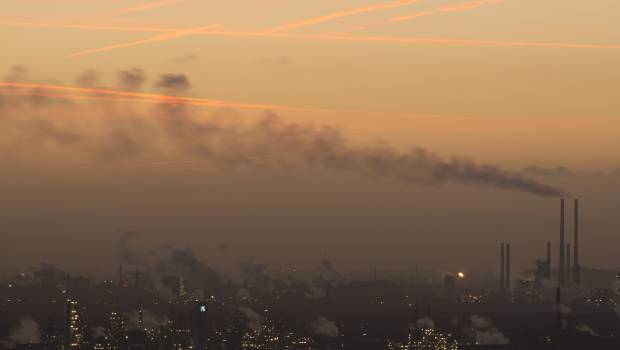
[457,272,465,279]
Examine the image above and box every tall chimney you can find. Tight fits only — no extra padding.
[566,243,571,284]
[506,243,511,291]
[546,241,551,279]
[559,199,565,287]
[500,243,505,293]
[574,199,580,285]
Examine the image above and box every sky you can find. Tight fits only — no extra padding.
[0,0,619,279]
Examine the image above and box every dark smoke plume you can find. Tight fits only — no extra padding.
[75,70,99,88]
[118,69,146,91]
[155,73,191,92]
[0,69,567,198]
[522,165,572,177]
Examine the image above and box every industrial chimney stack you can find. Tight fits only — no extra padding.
[506,244,511,290]
[500,243,505,293]
[546,241,551,279]
[499,243,511,293]
[574,199,580,285]
[566,243,571,284]
[559,199,565,287]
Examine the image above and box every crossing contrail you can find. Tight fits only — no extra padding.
[70,25,219,57]
[389,0,503,23]
[263,0,421,32]
[2,20,620,50]
[95,0,182,18]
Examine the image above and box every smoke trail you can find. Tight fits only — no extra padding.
[0,78,567,198]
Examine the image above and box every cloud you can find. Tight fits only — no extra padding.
[558,304,572,315]
[475,330,510,345]
[310,317,339,337]
[75,70,99,88]
[239,307,264,332]
[305,285,326,299]
[470,315,492,329]
[4,65,28,82]
[92,326,106,338]
[576,324,598,336]
[154,73,191,92]
[239,260,273,291]
[470,315,509,345]
[125,309,169,330]
[415,316,435,329]
[522,165,572,176]
[118,69,146,91]
[5,318,41,345]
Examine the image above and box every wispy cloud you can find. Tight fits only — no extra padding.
[70,25,219,57]
[264,0,421,32]
[389,0,503,23]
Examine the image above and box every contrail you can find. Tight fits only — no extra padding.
[264,0,421,32]
[0,20,172,33]
[95,0,182,18]
[70,24,219,57]
[3,20,620,50]
[200,29,620,49]
[0,82,340,112]
[389,0,503,23]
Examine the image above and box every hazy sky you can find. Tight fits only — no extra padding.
[0,0,619,278]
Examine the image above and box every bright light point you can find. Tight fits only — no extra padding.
[457,272,465,279]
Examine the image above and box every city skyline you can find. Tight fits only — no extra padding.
[1,2,620,348]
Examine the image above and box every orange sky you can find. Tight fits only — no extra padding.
[0,0,619,168]
[0,0,619,272]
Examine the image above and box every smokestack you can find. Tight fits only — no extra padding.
[566,244,571,284]
[546,241,551,279]
[119,264,123,286]
[559,199,565,287]
[500,243,505,293]
[574,198,580,285]
[506,243,511,291]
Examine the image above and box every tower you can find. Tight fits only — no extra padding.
[574,198,581,285]
[546,241,552,279]
[500,243,505,293]
[506,244,511,291]
[559,199,565,287]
